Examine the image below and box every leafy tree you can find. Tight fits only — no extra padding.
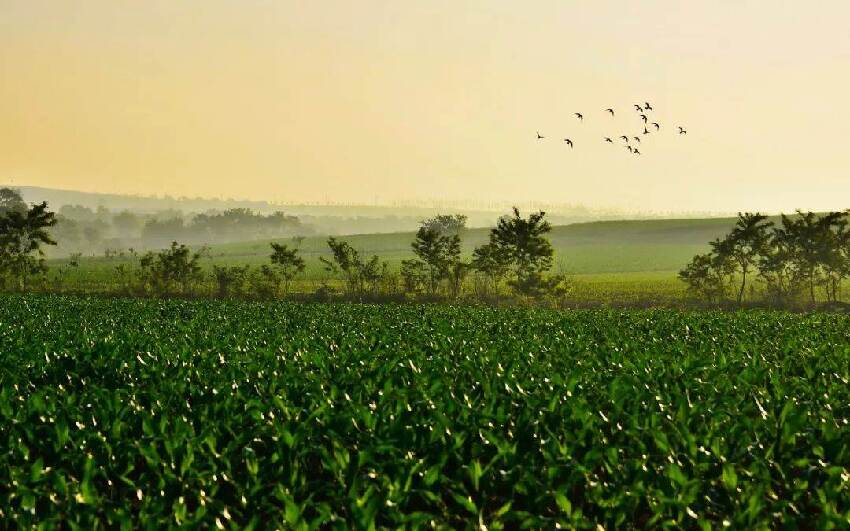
[212,265,250,298]
[320,237,384,299]
[758,234,804,305]
[0,188,26,216]
[320,237,362,297]
[471,241,512,297]
[774,211,845,304]
[419,214,467,237]
[358,255,385,297]
[678,252,732,303]
[684,210,850,306]
[187,209,304,243]
[112,211,143,235]
[488,208,556,297]
[0,201,58,290]
[248,265,280,299]
[814,212,848,302]
[138,242,204,296]
[400,259,428,295]
[723,212,773,305]
[270,243,305,296]
[142,217,186,244]
[58,204,97,222]
[409,227,462,296]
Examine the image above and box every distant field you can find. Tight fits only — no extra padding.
[48,217,732,300]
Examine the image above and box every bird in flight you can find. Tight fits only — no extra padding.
[652,122,660,131]
[633,148,641,155]
[620,135,629,143]
[640,114,648,123]
[563,138,573,148]
[634,104,643,112]
[678,126,687,135]
[606,108,615,116]
[537,131,544,139]
[643,127,650,135]
[604,137,613,143]
[633,136,641,143]
[626,145,633,153]
[575,112,583,121]
[644,102,653,111]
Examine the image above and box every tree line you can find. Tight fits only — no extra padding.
[680,210,850,306]
[10,183,849,308]
[1,188,568,302]
[48,202,307,255]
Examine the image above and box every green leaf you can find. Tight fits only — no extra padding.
[721,464,738,490]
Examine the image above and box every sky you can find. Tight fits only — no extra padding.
[2,1,850,213]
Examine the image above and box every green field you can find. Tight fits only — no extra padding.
[47,216,734,302]
[208,216,730,274]
[2,295,849,528]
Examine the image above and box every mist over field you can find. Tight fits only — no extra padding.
[6,185,729,257]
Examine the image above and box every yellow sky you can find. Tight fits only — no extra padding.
[2,1,850,212]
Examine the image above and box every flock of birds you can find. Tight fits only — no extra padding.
[536,101,687,156]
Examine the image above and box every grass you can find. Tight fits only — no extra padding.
[2,294,849,527]
[46,216,728,302]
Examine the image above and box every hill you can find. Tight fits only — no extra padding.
[206,216,734,275]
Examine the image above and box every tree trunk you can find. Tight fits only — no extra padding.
[737,266,747,306]
[809,273,816,304]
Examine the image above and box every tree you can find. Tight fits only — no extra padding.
[774,211,846,304]
[269,242,305,296]
[724,212,773,305]
[758,234,804,305]
[678,252,732,304]
[683,210,850,306]
[419,214,467,237]
[471,241,512,297]
[248,265,280,299]
[485,208,556,297]
[142,217,186,244]
[0,201,58,290]
[138,242,204,296]
[212,265,250,298]
[320,237,361,297]
[400,259,428,295]
[410,227,462,296]
[814,212,848,302]
[0,188,26,216]
[358,254,385,297]
[113,211,143,236]
[319,237,384,299]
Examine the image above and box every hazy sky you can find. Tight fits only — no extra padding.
[2,1,850,212]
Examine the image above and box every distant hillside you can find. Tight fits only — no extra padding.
[11,186,279,214]
[8,185,732,236]
[203,216,740,275]
[48,207,747,274]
